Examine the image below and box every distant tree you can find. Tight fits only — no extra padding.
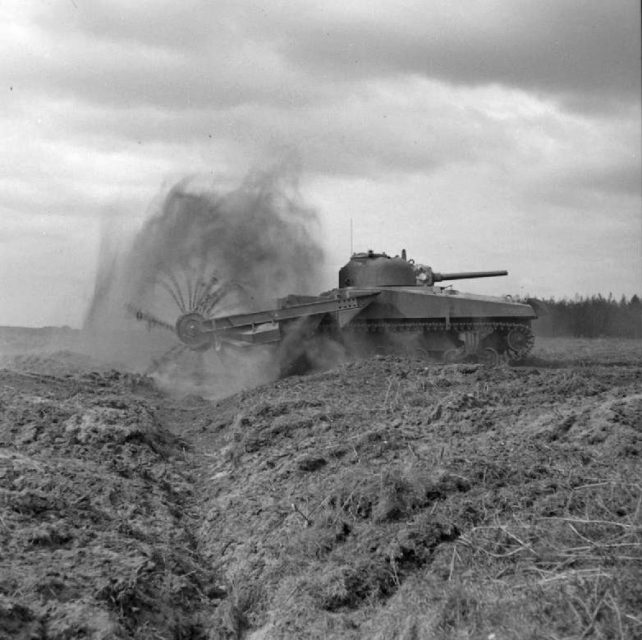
[531,294,642,338]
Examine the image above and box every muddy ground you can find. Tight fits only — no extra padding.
[1,332,640,639]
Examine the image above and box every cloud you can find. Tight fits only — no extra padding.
[4,1,638,188]
[35,0,221,52]
[0,0,640,326]
[517,107,641,208]
[267,0,641,112]
[4,0,636,186]
[8,1,639,116]
[4,2,309,113]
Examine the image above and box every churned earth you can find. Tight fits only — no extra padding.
[1,333,641,639]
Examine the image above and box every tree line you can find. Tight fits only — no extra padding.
[528,294,642,338]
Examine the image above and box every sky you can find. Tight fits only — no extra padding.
[1,0,640,328]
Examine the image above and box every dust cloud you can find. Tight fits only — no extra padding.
[82,167,325,396]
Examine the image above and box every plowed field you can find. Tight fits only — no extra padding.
[1,334,641,639]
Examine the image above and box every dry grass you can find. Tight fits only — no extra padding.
[193,340,642,639]
[531,336,642,365]
[3,337,641,639]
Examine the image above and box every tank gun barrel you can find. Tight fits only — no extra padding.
[432,270,508,282]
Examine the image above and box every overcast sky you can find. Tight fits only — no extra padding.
[1,0,640,327]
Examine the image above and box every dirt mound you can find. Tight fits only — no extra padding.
[190,347,641,639]
[0,369,222,639]
[1,337,641,639]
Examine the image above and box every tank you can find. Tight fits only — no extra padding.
[325,250,535,365]
[157,249,537,368]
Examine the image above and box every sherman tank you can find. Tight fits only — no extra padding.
[141,249,536,369]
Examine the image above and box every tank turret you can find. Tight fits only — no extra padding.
[339,250,509,288]
[339,251,415,287]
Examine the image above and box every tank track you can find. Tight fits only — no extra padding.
[335,319,535,362]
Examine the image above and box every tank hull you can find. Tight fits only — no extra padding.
[344,286,535,322]
[319,286,536,363]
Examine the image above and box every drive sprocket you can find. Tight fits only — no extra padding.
[505,324,535,361]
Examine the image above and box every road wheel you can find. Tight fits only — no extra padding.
[443,348,464,363]
[478,347,500,367]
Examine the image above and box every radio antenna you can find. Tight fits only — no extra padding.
[350,218,353,255]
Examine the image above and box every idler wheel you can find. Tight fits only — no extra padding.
[175,312,210,350]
